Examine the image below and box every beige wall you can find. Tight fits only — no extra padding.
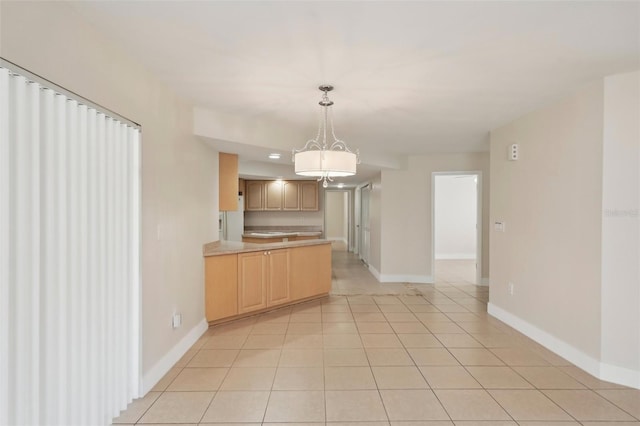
[489,81,605,360]
[1,1,219,390]
[380,153,490,283]
[601,71,640,379]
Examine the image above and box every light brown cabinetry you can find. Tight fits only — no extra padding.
[237,249,291,314]
[205,243,330,324]
[237,251,268,313]
[290,244,331,300]
[282,181,300,210]
[204,254,238,322]
[245,181,265,211]
[300,181,319,211]
[266,249,290,306]
[264,181,284,211]
[243,180,319,211]
[219,153,239,211]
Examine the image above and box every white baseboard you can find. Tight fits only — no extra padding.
[328,237,348,245]
[368,264,381,281]
[435,254,476,260]
[600,361,640,389]
[141,318,208,395]
[380,274,433,284]
[488,303,639,390]
[367,265,433,284]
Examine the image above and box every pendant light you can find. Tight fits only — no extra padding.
[292,85,359,188]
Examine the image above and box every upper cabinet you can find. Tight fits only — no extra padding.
[282,181,301,211]
[300,181,319,211]
[245,181,265,211]
[244,180,319,211]
[264,181,284,211]
[219,152,238,211]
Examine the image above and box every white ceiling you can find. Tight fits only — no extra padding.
[69,1,639,184]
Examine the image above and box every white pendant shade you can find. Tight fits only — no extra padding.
[294,150,357,177]
[293,85,359,186]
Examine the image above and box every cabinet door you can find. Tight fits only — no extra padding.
[282,181,300,211]
[205,254,238,322]
[300,181,319,211]
[238,251,267,313]
[245,181,264,211]
[264,181,283,211]
[290,244,331,300]
[219,153,239,211]
[267,249,290,306]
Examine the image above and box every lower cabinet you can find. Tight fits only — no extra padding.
[237,251,268,314]
[290,244,331,300]
[237,249,290,314]
[205,243,331,323]
[205,254,239,322]
[267,249,290,306]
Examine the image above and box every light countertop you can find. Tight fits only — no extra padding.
[203,239,331,257]
[242,231,322,239]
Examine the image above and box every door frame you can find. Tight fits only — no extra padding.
[431,171,483,285]
[356,183,371,265]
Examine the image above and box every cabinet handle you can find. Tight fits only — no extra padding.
[267,251,271,255]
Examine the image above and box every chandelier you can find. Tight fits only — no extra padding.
[292,85,359,188]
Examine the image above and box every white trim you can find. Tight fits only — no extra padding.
[327,237,348,246]
[141,318,208,395]
[435,254,477,260]
[379,274,433,284]
[488,303,601,376]
[368,264,381,281]
[368,265,433,284]
[488,303,640,390]
[600,363,640,389]
[479,277,490,286]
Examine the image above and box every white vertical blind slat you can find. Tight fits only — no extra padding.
[77,104,89,426]
[40,87,59,424]
[0,68,10,426]
[54,92,69,424]
[0,67,140,426]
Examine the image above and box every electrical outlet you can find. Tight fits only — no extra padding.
[509,144,519,161]
[172,313,182,329]
[508,282,515,296]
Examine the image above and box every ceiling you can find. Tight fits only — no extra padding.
[69,1,639,185]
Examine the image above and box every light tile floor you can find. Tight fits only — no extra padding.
[114,246,640,425]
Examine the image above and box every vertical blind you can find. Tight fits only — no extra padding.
[0,66,141,425]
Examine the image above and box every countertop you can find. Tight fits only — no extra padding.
[203,239,331,257]
[241,231,322,239]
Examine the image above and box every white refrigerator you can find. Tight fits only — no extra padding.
[220,195,244,242]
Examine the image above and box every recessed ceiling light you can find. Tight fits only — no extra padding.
[337,183,345,188]
[268,153,281,159]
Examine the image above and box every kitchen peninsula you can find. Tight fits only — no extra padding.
[203,239,331,324]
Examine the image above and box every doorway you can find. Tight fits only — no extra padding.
[324,190,351,252]
[432,172,482,284]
